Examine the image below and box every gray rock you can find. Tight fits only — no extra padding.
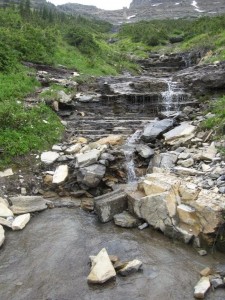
[136,144,154,158]
[219,187,225,194]
[177,158,194,168]
[57,90,72,103]
[0,203,14,218]
[0,225,5,247]
[173,167,204,176]
[77,164,106,188]
[76,149,101,168]
[52,165,68,184]
[100,153,115,162]
[10,196,47,214]
[118,259,143,276]
[178,152,191,160]
[141,119,174,142]
[198,250,207,256]
[113,211,141,228]
[148,152,177,172]
[0,217,12,228]
[94,189,127,223]
[210,277,224,289]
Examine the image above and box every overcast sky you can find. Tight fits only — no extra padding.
[48,0,132,10]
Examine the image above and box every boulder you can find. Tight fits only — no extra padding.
[194,277,210,299]
[0,225,5,247]
[10,196,47,214]
[136,144,154,158]
[41,152,60,165]
[52,165,68,184]
[113,211,141,228]
[177,158,194,168]
[12,213,31,230]
[118,259,143,276]
[173,167,204,176]
[76,149,101,168]
[148,152,178,172]
[177,204,199,227]
[87,248,116,284]
[141,119,174,142]
[94,189,127,223]
[179,183,200,202]
[163,122,196,145]
[57,90,72,104]
[0,203,14,218]
[77,164,106,188]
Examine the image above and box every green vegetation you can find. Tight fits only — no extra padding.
[202,96,225,137]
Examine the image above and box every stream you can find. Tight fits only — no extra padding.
[1,208,225,300]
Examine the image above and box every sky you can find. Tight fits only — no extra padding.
[48,0,132,10]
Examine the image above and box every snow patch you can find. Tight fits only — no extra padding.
[191,0,204,13]
[127,15,136,20]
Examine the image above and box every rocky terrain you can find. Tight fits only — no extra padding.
[58,0,225,24]
[1,52,225,298]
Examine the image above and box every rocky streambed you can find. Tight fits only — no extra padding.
[1,52,225,299]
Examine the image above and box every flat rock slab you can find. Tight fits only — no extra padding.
[136,144,154,158]
[87,248,116,284]
[94,189,128,223]
[0,225,5,247]
[141,119,174,142]
[0,168,14,177]
[10,196,47,214]
[113,211,141,228]
[164,122,196,145]
[76,149,101,168]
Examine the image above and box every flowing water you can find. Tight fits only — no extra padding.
[0,208,225,300]
[161,79,186,112]
[123,129,142,184]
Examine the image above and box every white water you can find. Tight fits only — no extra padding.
[123,129,142,184]
[161,79,185,112]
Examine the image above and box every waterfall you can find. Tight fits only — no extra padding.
[123,129,142,184]
[161,79,184,113]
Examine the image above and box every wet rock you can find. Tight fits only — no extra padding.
[52,165,68,184]
[77,164,106,188]
[0,203,14,218]
[136,144,154,158]
[214,264,225,276]
[0,168,14,177]
[41,152,60,165]
[118,259,142,276]
[141,119,174,142]
[148,152,178,172]
[94,189,127,223]
[194,277,210,299]
[100,153,115,162]
[0,225,5,247]
[10,196,47,214]
[76,149,101,168]
[87,248,116,284]
[12,213,31,231]
[113,211,141,228]
[163,123,196,145]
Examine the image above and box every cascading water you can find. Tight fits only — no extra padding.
[161,79,185,112]
[123,130,142,184]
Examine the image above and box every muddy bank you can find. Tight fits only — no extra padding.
[0,208,225,300]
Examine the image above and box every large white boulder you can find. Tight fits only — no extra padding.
[194,277,210,299]
[87,248,116,284]
[53,165,68,184]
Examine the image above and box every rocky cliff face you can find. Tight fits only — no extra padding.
[58,0,225,24]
